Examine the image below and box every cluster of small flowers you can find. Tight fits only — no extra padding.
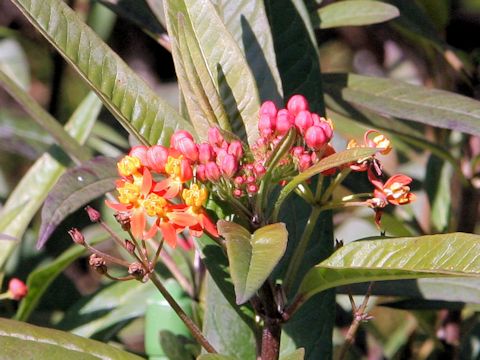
[255,95,334,170]
[229,95,336,197]
[107,136,219,247]
[346,129,416,225]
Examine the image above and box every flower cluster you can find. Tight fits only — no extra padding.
[107,136,218,247]
[108,94,415,242]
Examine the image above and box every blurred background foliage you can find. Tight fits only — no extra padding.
[0,0,480,359]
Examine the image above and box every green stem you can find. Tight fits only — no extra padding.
[283,206,322,294]
[320,168,351,203]
[149,272,217,353]
[0,68,89,164]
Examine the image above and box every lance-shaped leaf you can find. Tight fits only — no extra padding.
[280,348,305,360]
[59,280,156,337]
[209,0,283,102]
[164,0,260,146]
[11,0,192,146]
[0,92,101,269]
[37,156,118,249]
[0,318,143,360]
[315,1,399,29]
[297,233,480,305]
[218,221,288,304]
[97,0,165,36]
[272,147,377,220]
[264,0,324,113]
[323,73,480,137]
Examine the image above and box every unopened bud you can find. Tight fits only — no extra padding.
[89,254,107,274]
[68,228,85,246]
[275,109,294,135]
[198,143,213,164]
[260,100,278,118]
[125,239,136,254]
[294,110,313,134]
[221,154,238,178]
[247,184,258,193]
[233,189,243,197]
[228,140,243,160]
[8,278,28,301]
[205,161,221,182]
[85,206,101,222]
[287,94,309,116]
[114,212,131,231]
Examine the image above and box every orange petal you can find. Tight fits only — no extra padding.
[200,212,219,237]
[131,209,146,240]
[141,168,153,194]
[159,222,177,248]
[105,200,130,212]
[144,223,158,240]
[168,211,197,227]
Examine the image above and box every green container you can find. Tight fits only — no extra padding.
[145,280,192,360]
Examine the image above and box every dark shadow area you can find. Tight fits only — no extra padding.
[216,64,248,143]
[240,16,281,103]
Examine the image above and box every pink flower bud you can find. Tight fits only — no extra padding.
[245,163,254,172]
[215,149,228,167]
[259,114,275,133]
[196,164,206,181]
[305,125,328,150]
[275,109,294,135]
[246,175,255,183]
[254,163,266,176]
[170,130,194,148]
[208,127,224,147]
[260,101,278,118]
[234,176,244,185]
[294,110,313,134]
[292,146,304,158]
[299,154,312,171]
[8,278,28,301]
[198,143,213,164]
[233,189,243,197]
[287,95,309,116]
[176,137,198,162]
[221,154,238,178]
[147,145,169,172]
[228,140,243,160]
[247,184,258,193]
[129,146,148,164]
[85,206,101,222]
[68,228,85,245]
[205,161,221,181]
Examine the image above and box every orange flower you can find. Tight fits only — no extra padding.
[154,153,193,199]
[367,170,416,227]
[182,183,218,238]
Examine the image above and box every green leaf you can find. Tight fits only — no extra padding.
[264,0,324,112]
[339,277,480,305]
[195,235,256,330]
[218,221,288,304]
[59,280,157,337]
[425,155,452,233]
[298,233,480,303]
[164,0,260,146]
[11,0,192,146]
[316,1,399,29]
[0,67,89,163]
[37,156,118,248]
[0,92,101,269]
[272,147,377,220]
[201,275,256,360]
[0,318,143,360]
[15,226,107,321]
[210,0,283,102]
[159,330,197,360]
[0,38,30,89]
[97,0,165,36]
[323,73,480,137]
[280,348,305,360]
